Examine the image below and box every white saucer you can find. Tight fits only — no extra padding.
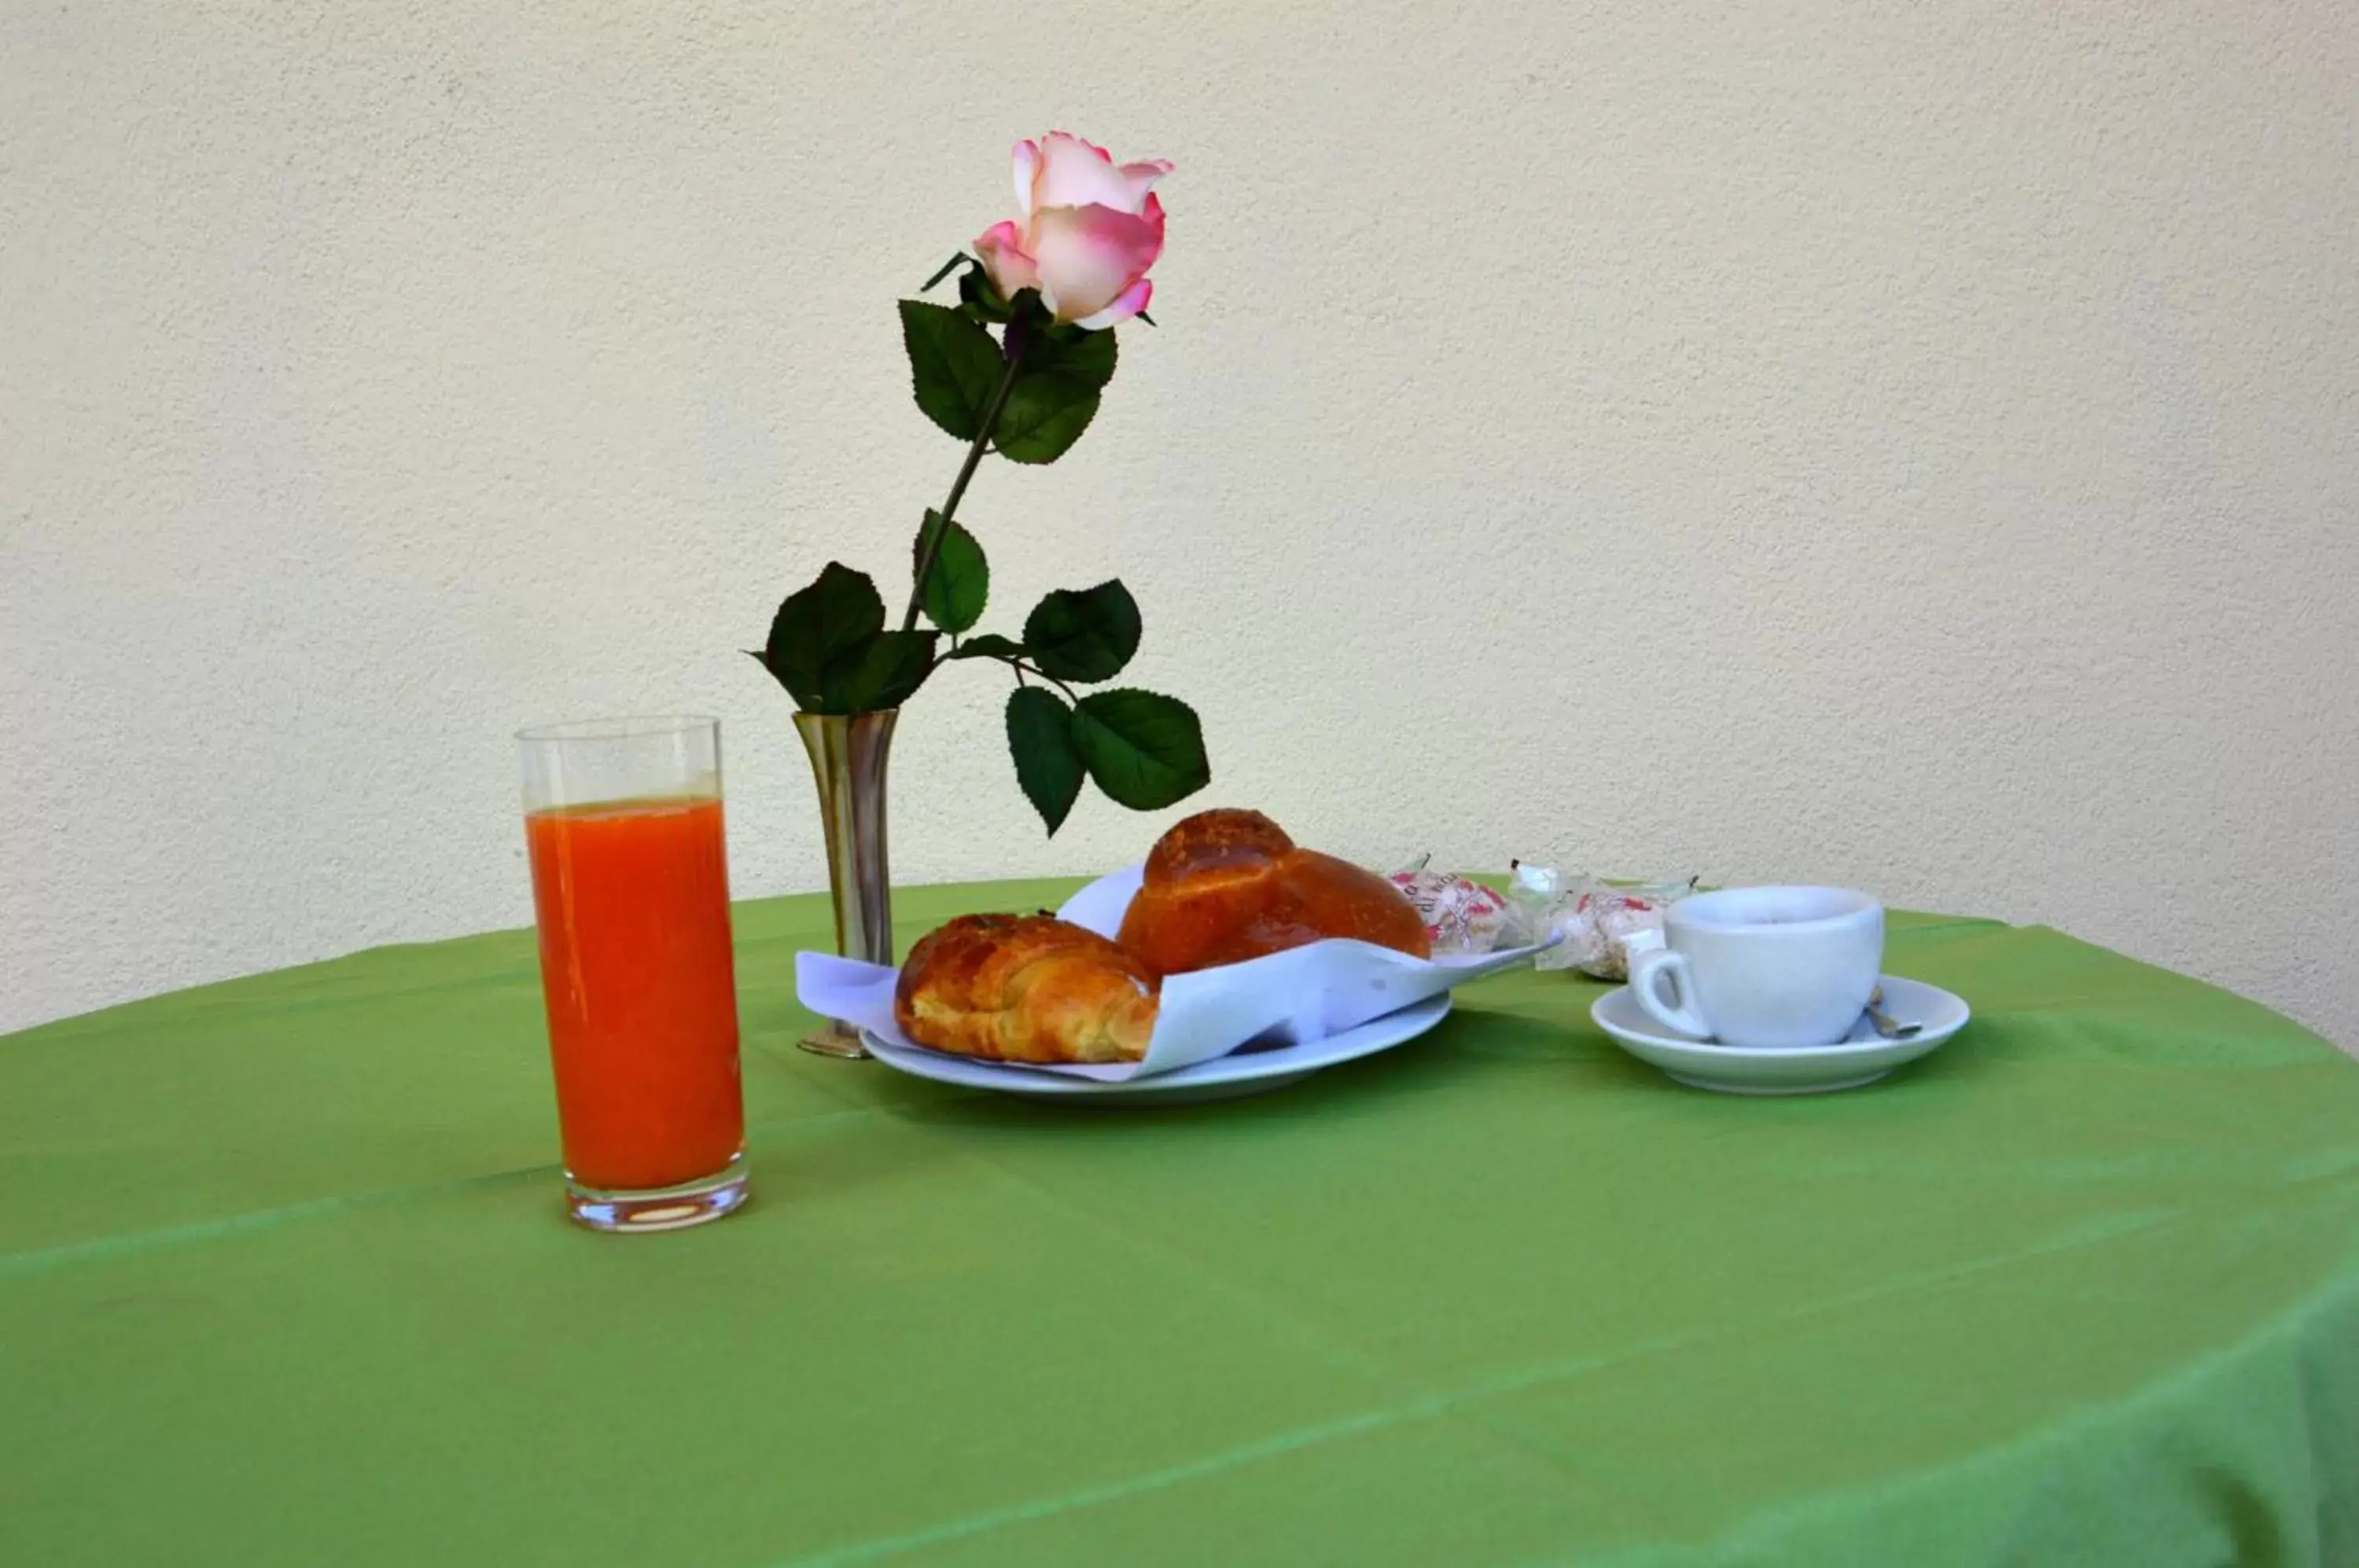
[860,992,1452,1106]
[1590,975,1969,1095]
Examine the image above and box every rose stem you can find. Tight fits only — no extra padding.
[903,313,1033,633]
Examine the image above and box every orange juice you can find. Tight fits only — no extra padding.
[524,795,744,1192]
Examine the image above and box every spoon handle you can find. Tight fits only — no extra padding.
[1865,986,1923,1040]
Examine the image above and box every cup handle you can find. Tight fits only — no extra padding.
[1628,943,1712,1039]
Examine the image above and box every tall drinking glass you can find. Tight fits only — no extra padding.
[517,716,748,1232]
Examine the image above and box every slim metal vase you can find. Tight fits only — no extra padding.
[793,709,898,1059]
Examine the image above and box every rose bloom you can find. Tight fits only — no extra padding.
[973,132,1169,330]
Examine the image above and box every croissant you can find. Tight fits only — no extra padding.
[1117,808,1431,976]
[894,913,1160,1064]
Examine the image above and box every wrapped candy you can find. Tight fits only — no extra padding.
[1388,854,1512,956]
[1507,864,1698,979]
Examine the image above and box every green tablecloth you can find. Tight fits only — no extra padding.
[5,882,2357,1566]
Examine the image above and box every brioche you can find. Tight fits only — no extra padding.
[1117,808,1431,975]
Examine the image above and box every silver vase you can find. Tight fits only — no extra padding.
[793,709,898,1058]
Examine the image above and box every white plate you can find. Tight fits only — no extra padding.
[860,992,1453,1106]
[1591,974,1969,1095]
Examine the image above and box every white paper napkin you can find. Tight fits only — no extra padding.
[793,866,1549,1082]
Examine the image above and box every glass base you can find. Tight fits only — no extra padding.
[797,1020,870,1059]
[566,1154,749,1233]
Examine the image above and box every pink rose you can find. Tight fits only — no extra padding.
[973,132,1170,330]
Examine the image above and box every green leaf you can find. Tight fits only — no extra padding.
[1072,689,1209,811]
[912,510,987,634]
[1024,580,1141,683]
[898,300,1005,441]
[1024,325,1117,391]
[823,628,937,713]
[1005,687,1085,834]
[920,253,966,292]
[988,322,1114,463]
[755,565,941,712]
[993,372,1100,464]
[763,562,885,711]
[957,266,1014,324]
[948,633,1027,661]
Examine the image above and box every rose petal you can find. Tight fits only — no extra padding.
[1071,278,1151,332]
[1118,159,1174,210]
[973,219,1040,299]
[1050,129,1114,161]
[1029,203,1162,323]
[1035,132,1157,216]
[1010,139,1041,219]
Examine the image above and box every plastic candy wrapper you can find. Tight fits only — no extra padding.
[1388,854,1512,956]
[1507,864,1698,979]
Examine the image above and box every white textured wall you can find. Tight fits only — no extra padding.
[3,2,2355,1046]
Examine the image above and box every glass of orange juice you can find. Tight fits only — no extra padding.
[517,716,748,1232]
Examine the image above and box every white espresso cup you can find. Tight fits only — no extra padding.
[1625,885,1883,1049]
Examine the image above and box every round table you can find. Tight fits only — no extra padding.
[3,881,2356,1566]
